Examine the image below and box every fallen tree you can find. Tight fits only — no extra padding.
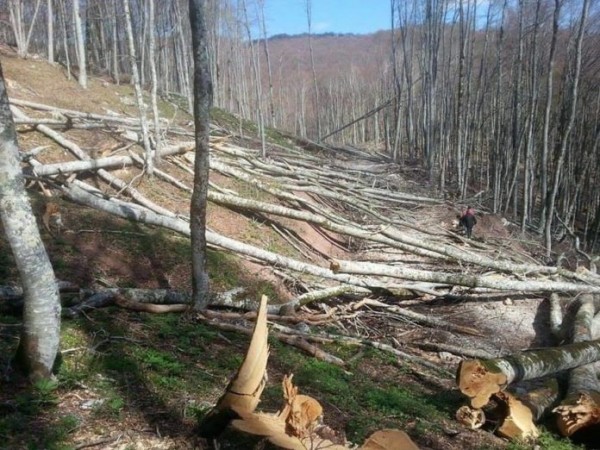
[457,339,600,409]
[553,295,600,437]
[60,180,438,296]
[331,259,600,294]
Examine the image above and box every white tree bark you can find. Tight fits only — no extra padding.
[0,62,60,381]
[73,0,87,88]
[47,0,54,63]
[148,0,162,159]
[123,0,154,175]
[331,259,600,294]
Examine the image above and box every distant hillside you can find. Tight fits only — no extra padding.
[265,30,391,84]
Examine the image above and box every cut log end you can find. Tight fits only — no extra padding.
[455,405,485,430]
[330,260,340,273]
[554,392,600,437]
[457,360,507,409]
[494,392,539,440]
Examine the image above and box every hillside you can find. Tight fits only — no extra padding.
[0,48,597,450]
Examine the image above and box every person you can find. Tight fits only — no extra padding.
[460,205,477,239]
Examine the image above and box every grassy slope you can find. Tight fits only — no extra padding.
[0,53,583,450]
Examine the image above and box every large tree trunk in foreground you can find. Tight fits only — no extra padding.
[457,339,600,408]
[189,0,213,310]
[0,61,61,381]
[553,295,600,436]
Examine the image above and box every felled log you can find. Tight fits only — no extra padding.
[27,142,193,177]
[62,288,192,317]
[458,379,562,440]
[553,295,600,437]
[493,391,540,439]
[60,181,435,295]
[331,259,600,294]
[359,429,420,450]
[455,405,485,430]
[457,338,600,408]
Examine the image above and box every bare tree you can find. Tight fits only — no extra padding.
[305,0,321,140]
[72,0,87,88]
[257,0,275,127]
[545,0,590,257]
[0,61,61,381]
[8,0,42,58]
[241,0,266,157]
[189,0,213,310]
[148,0,162,159]
[47,0,54,63]
[123,0,154,175]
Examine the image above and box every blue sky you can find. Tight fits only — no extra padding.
[263,0,391,36]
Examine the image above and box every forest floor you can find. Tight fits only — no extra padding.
[0,48,589,450]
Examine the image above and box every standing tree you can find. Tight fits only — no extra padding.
[148,0,162,160]
[47,0,54,63]
[72,0,87,88]
[544,0,589,257]
[189,0,213,310]
[8,0,42,58]
[0,61,61,381]
[123,0,154,175]
[305,0,321,140]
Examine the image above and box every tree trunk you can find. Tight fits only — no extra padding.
[189,0,213,310]
[544,0,589,257]
[148,0,162,160]
[123,0,154,175]
[72,0,87,88]
[47,0,54,63]
[330,259,600,294]
[0,61,61,381]
[553,295,600,436]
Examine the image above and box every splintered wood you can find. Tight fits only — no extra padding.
[199,295,420,449]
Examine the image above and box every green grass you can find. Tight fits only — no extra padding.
[506,430,584,450]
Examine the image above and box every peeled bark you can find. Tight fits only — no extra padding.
[457,339,600,408]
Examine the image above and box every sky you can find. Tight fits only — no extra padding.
[263,0,392,37]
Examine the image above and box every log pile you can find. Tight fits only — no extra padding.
[456,294,600,443]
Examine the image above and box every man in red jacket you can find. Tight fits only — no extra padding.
[460,206,477,239]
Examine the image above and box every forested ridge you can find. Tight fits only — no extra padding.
[1,1,600,449]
